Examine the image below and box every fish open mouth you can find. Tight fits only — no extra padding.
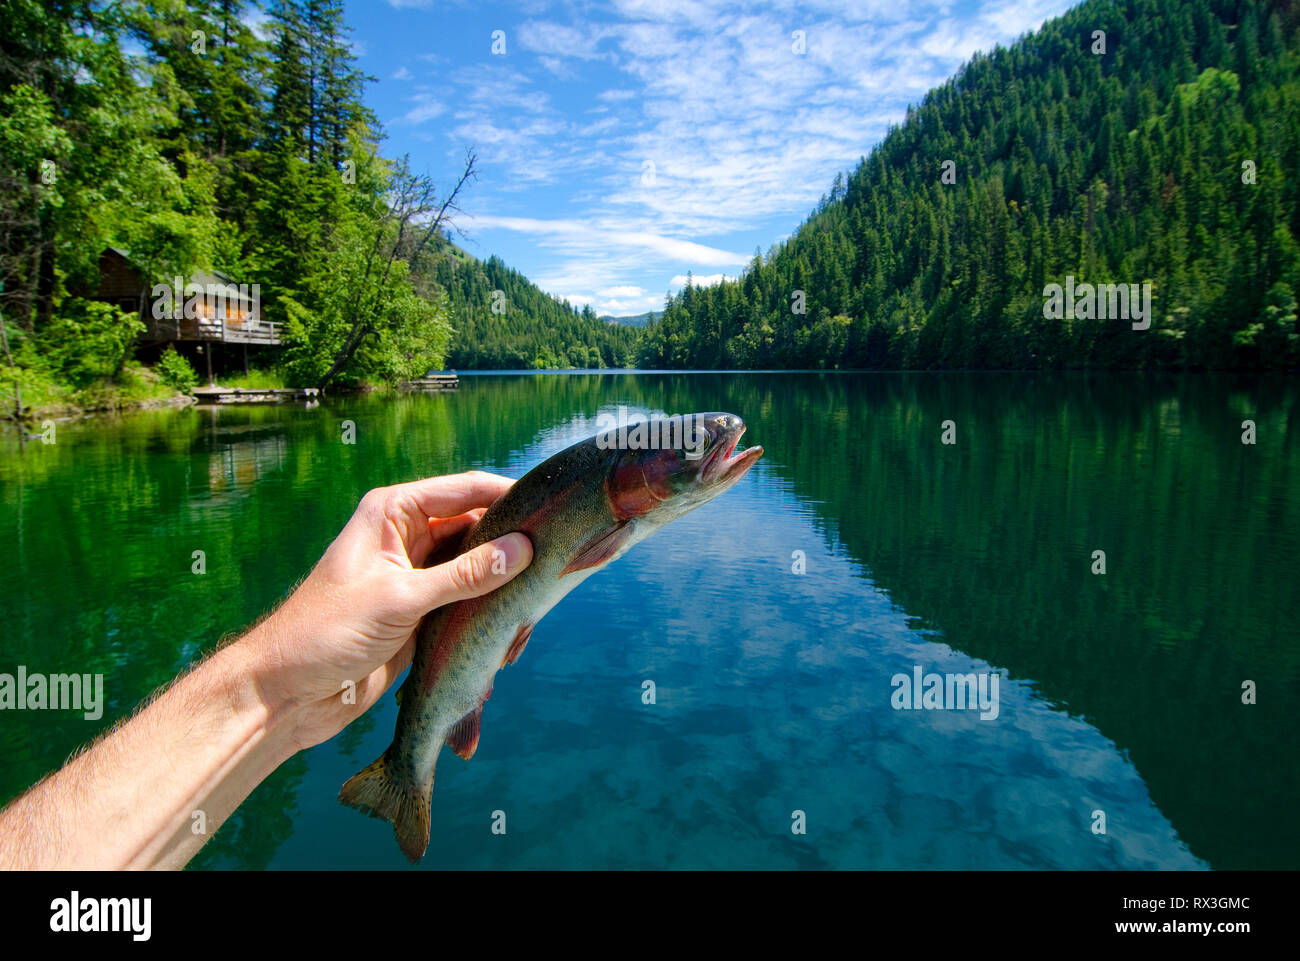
[702,423,763,483]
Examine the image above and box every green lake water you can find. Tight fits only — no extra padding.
[0,372,1295,869]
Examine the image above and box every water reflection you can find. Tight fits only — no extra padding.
[0,373,1293,869]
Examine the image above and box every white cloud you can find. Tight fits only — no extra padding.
[241,6,272,40]
[468,214,748,267]
[518,20,616,61]
[391,66,412,81]
[578,115,620,137]
[399,65,605,183]
[492,1,1068,240]
[980,0,1070,38]
[598,295,662,314]
[537,56,579,79]
[422,0,1075,312]
[399,93,448,125]
[671,273,730,287]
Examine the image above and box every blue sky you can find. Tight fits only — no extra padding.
[342,0,1075,316]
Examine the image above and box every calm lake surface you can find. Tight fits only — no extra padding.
[1,372,1295,870]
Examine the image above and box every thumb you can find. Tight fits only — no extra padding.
[415,532,533,609]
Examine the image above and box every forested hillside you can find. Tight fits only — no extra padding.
[600,311,660,328]
[639,0,1300,370]
[427,242,639,369]
[1,0,472,402]
[0,0,630,416]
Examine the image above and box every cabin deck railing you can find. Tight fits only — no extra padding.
[142,316,281,345]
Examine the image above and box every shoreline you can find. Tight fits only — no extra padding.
[2,392,195,429]
[4,366,1290,432]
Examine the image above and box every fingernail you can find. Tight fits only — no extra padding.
[492,533,532,571]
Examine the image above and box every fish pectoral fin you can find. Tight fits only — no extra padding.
[561,521,634,576]
[446,707,482,760]
[502,624,533,668]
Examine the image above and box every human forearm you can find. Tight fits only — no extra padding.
[0,634,299,870]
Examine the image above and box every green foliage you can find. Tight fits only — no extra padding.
[0,1,223,327]
[0,0,635,402]
[219,368,289,389]
[355,290,453,385]
[26,300,145,388]
[281,215,454,386]
[641,0,1300,371]
[0,84,72,200]
[2,361,71,415]
[73,361,177,411]
[156,345,199,393]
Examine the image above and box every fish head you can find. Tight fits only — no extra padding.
[601,411,763,525]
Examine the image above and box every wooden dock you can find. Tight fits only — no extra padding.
[193,386,320,405]
[398,373,459,391]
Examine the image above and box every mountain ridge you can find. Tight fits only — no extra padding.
[637,0,1300,370]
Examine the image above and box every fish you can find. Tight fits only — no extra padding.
[338,411,763,862]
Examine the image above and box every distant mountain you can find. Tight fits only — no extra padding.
[601,310,661,327]
[639,0,1300,371]
[422,240,640,369]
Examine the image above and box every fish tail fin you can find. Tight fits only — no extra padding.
[338,751,433,864]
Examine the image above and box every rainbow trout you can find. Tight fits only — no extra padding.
[339,412,762,862]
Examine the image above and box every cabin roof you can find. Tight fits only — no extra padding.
[105,247,245,293]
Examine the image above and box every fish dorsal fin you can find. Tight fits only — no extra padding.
[446,707,482,760]
[561,521,634,576]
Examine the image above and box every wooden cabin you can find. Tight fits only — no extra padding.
[96,248,281,346]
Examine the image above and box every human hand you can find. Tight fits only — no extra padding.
[0,470,533,871]
[243,471,533,751]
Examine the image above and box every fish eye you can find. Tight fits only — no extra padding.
[685,425,711,459]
